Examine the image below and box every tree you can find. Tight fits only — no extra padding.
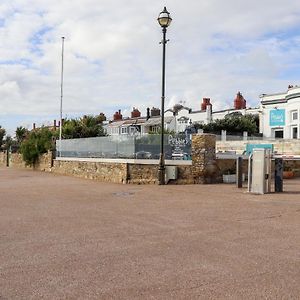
[194,114,259,135]
[62,115,106,139]
[0,126,6,149]
[2,135,13,150]
[20,127,55,166]
[15,126,29,145]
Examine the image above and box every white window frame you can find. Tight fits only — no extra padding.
[121,127,128,134]
[291,126,298,139]
[291,110,298,122]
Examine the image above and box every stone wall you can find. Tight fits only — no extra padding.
[216,158,248,175]
[9,153,28,169]
[0,151,7,167]
[52,160,127,183]
[127,164,194,184]
[3,136,300,183]
[50,133,217,184]
[283,160,300,177]
[6,152,53,171]
[217,139,300,155]
[192,134,219,183]
[127,164,157,184]
[52,160,195,185]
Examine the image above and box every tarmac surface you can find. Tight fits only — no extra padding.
[0,167,300,299]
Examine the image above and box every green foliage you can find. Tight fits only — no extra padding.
[15,126,29,145]
[194,114,259,135]
[2,135,14,150]
[20,127,55,166]
[0,126,6,148]
[62,115,106,139]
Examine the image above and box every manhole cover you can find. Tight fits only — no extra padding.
[112,192,134,197]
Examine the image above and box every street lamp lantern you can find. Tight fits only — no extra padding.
[157,7,172,185]
[157,7,172,28]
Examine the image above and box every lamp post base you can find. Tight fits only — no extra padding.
[158,154,165,185]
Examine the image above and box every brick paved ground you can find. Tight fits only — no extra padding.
[0,167,300,299]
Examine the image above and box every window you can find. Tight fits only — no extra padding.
[121,127,128,134]
[291,110,298,121]
[150,126,159,133]
[274,130,283,139]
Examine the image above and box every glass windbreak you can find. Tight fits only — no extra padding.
[57,136,135,158]
[56,134,192,160]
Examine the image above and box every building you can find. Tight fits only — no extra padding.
[259,85,300,139]
[105,108,175,136]
[165,92,259,132]
[105,92,259,137]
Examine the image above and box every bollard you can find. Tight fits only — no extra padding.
[236,156,243,188]
[6,150,9,167]
[274,158,283,192]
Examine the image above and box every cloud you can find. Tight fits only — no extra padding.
[1,0,300,134]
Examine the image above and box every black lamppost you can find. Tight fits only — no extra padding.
[157,7,172,185]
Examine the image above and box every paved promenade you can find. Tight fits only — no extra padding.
[0,167,300,299]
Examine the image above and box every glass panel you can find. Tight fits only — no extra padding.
[56,134,192,160]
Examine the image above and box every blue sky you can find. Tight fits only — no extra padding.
[1,0,300,135]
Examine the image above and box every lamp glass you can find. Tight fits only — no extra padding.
[158,8,172,27]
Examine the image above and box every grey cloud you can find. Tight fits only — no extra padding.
[1,0,300,132]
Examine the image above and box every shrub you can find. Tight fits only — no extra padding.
[20,127,55,166]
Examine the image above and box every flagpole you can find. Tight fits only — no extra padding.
[59,36,65,157]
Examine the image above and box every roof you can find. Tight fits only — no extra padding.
[106,116,174,127]
[144,116,174,126]
[122,118,146,125]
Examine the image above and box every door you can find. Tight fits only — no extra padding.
[292,126,298,139]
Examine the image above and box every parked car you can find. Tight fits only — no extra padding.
[135,151,152,159]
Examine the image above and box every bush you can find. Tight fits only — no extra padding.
[20,127,55,166]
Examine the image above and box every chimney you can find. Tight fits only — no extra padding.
[234,92,246,109]
[131,107,141,118]
[150,107,160,117]
[201,98,211,111]
[206,104,212,123]
[146,107,150,120]
[99,112,106,122]
[113,109,123,121]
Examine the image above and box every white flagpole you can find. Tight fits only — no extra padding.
[59,36,65,157]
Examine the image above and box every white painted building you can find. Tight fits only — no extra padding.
[259,86,300,139]
[165,94,259,133]
[105,93,261,137]
[105,88,300,140]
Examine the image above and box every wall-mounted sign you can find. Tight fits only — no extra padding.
[270,109,285,126]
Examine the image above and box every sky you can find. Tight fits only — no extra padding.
[1,0,300,135]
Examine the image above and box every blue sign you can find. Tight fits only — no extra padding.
[245,144,274,155]
[270,109,285,126]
